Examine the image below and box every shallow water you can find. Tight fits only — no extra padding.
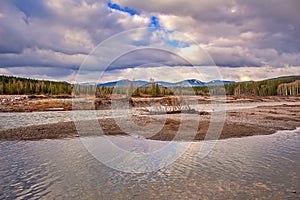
[0,109,129,131]
[0,128,299,199]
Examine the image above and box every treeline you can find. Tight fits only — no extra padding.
[0,75,72,95]
[2,75,299,97]
[73,76,300,98]
[73,84,174,97]
[74,83,224,97]
[224,75,300,96]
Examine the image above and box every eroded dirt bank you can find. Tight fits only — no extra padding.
[0,95,299,112]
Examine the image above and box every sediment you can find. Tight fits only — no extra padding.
[0,103,299,141]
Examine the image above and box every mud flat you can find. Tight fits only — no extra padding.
[0,103,299,141]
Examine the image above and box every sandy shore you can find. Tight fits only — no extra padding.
[0,103,299,141]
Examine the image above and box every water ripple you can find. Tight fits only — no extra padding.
[0,128,299,199]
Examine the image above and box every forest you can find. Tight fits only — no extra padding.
[0,75,72,95]
[224,75,300,96]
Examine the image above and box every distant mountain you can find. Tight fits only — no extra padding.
[97,79,235,87]
[97,79,148,87]
[205,80,235,86]
[156,79,205,87]
[98,80,121,87]
[133,80,149,87]
[74,82,97,86]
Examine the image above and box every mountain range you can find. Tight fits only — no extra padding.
[97,79,235,87]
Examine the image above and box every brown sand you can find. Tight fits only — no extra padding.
[0,103,299,141]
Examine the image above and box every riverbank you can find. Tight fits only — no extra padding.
[0,103,299,141]
[0,95,299,112]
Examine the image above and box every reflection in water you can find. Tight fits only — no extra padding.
[0,128,299,199]
[80,136,189,173]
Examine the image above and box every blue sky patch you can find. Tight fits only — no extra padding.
[166,40,190,48]
[107,2,140,16]
[107,2,189,48]
[150,16,160,29]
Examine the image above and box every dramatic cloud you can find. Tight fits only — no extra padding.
[0,0,150,80]
[0,0,299,82]
[115,0,300,67]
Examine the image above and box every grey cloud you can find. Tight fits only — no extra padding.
[0,0,150,79]
[0,48,85,69]
[0,1,30,53]
[107,48,193,70]
[116,0,300,66]
[7,66,72,78]
[0,0,151,55]
[207,46,263,67]
[0,0,119,55]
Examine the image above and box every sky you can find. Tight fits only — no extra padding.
[0,0,299,83]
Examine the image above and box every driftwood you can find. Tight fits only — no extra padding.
[142,104,199,115]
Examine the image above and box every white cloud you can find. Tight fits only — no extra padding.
[76,65,223,83]
[217,65,300,81]
[76,64,300,83]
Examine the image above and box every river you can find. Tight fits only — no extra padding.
[0,102,299,199]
